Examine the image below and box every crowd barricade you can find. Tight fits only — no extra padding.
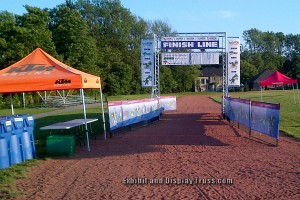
[108,96,176,132]
[224,96,280,145]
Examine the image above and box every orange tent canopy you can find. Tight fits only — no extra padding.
[0,48,101,93]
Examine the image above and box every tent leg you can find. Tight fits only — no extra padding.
[80,89,90,151]
[297,83,300,105]
[10,93,14,115]
[292,83,296,104]
[260,87,263,102]
[99,88,107,140]
[22,92,26,109]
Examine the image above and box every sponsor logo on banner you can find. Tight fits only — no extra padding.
[141,39,155,88]
[227,37,240,87]
[162,53,219,65]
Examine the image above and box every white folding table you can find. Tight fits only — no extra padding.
[40,118,99,145]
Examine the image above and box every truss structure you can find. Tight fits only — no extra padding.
[151,32,227,114]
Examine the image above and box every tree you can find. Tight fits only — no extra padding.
[240,60,258,84]
[49,5,99,73]
[16,5,57,56]
[0,11,27,68]
[160,66,177,93]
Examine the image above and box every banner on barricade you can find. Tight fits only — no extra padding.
[159,96,177,110]
[251,101,280,139]
[108,96,176,131]
[224,97,280,140]
[108,101,123,131]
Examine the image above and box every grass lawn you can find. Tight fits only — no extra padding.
[210,90,300,139]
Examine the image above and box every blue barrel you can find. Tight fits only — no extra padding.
[17,114,36,158]
[0,117,13,140]
[0,137,10,169]
[9,134,22,165]
[21,132,33,160]
[10,116,28,162]
[0,117,13,168]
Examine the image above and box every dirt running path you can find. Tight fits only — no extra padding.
[15,95,300,199]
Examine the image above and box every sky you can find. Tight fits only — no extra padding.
[1,0,299,42]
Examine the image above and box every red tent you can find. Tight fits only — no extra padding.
[259,71,297,86]
[259,70,299,104]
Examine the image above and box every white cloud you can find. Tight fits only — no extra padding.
[219,10,236,18]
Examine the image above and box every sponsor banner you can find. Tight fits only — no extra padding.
[108,97,176,130]
[224,97,280,139]
[141,39,155,88]
[227,37,240,87]
[228,98,250,127]
[161,36,219,49]
[108,102,123,131]
[251,101,280,139]
[122,100,143,127]
[159,96,177,110]
[161,53,219,65]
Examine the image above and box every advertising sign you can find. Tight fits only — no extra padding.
[108,101,123,131]
[141,39,155,87]
[251,102,280,139]
[227,37,240,87]
[159,96,177,110]
[161,53,219,65]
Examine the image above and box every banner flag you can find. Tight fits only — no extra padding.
[227,37,240,87]
[161,53,219,65]
[141,39,155,88]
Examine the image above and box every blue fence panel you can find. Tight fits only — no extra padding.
[237,98,250,127]
[251,101,280,139]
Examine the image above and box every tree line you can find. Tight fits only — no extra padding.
[0,0,299,100]
[241,28,300,84]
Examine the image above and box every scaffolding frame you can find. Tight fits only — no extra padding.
[151,32,227,114]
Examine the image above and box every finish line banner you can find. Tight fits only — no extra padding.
[161,36,219,49]
[162,53,219,65]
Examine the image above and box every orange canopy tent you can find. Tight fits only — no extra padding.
[0,48,107,151]
[0,48,101,93]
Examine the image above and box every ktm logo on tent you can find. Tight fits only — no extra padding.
[55,79,71,85]
[6,64,54,73]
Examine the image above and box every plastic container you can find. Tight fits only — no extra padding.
[20,131,33,160]
[9,134,22,165]
[17,114,36,158]
[0,137,10,169]
[0,117,13,169]
[46,135,75,157]
[9,116,26,161]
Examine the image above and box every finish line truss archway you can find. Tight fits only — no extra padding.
[141,32,241,115]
